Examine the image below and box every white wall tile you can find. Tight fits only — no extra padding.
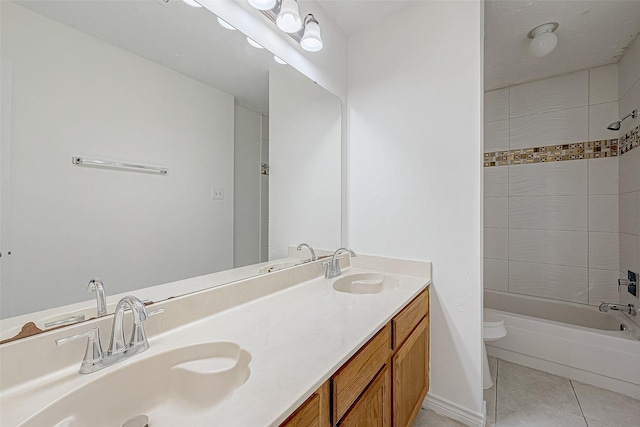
[485,227,508,260]
[484,120,509,152]
[485,88,509,123]
[261,198,269,222]
[619,35,640,99]
[589,64,618,105]
[588,268,621,306]
[509,229,588,267]
[619,79,640,135]
[510,71,588,118]
[589,195,619,233]
[485,197,508,228]
[260,246,268,262]
[589,232,619,270]
[637,191,640,237]
[588,102,619,142]
[485,167,508,197]
[619,191,638,235]
[620,233,638,274]
[509,161,587,196]
[619,148,640,194]
[508,261,588,304]
[588,157,618,195]
[510,106,588,149]
[508,196,587,231]
[484,258,508,291]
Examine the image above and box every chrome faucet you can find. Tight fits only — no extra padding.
[87,278,107,317]
[324,247,356,279]
[56,296,163,374]
[297,243,317,261]
[599,302,636,316]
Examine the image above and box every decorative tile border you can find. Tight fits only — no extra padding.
[484,124,639,167]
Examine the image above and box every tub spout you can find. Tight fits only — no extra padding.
[599,302,636,316]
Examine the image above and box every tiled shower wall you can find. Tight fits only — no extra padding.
[618,36,640,326]
[484,65,621,306]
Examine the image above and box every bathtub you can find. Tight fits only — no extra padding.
[484,290,640,399]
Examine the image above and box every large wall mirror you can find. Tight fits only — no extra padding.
[0,0,342,339]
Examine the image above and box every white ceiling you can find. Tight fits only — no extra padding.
[14,0,274,115]
[485,0,640,90]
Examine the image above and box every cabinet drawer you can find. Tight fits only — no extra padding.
[339,365,391,427]
[332,323,391,422]
[392,289,428,349]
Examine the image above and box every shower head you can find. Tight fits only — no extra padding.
[607,109,638,131]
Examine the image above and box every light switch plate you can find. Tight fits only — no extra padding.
[212,187,224,200]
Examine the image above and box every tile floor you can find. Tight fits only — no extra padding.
[414,357,640,427]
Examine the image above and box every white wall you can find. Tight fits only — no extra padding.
[260,118,270,262]
[484,66,621,306]
[234,105,262,268]
[269,65,342,258]
[618,36,640,327]
[1,3,234,317]
[348,1,484,424]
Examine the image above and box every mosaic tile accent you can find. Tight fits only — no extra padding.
[484,139,618,167]
[619,124,639,155]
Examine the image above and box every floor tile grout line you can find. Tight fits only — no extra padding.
[570,380,590,426]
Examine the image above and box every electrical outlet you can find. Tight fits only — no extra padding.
[211,187,224,200]
[629,270,638,297]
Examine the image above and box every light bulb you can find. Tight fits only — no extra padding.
[274,55,287,65]
[248,0,277,11]
[300,15,323,52]
[529,31,558,57]
[182,0,202,7]
[276,0,302,33]
[217,17,236,30]
[247,37,264,49]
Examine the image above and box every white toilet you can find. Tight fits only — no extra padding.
[483,313,507,389]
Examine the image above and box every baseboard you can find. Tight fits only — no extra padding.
[423,392,486,427]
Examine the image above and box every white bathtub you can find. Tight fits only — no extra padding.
[484,290,640,399]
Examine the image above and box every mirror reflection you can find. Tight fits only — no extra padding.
[0,0,342,339]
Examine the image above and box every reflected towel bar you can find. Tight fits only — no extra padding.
[72,156,168,175]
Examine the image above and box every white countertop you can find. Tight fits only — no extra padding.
[0,257,430,426]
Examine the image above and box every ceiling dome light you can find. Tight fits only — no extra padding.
[274,55,287,65]
[248,0,277,11]
[217,17,236,30]
[527,22,559,58]
[276,0,302,33]
[182,0,202,7]
[246,37,264,49]
[300,14,323,52]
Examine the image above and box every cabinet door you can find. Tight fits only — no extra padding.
[392,316,429,427]
[281,381,330,427]
[339,366,391,427]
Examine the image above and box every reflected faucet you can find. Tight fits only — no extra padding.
[56,295,163,374]
[296,243,317,261]
[87,278,107,317]
[324,247,356,279]
[599,302,636,316]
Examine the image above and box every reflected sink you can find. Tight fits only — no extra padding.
[333,273,399,294]
[22,342,251,427]
[258,261,298,274]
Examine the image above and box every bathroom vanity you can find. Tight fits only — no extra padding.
[0,254,431,426]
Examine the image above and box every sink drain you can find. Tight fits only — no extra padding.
[122,415,149,427]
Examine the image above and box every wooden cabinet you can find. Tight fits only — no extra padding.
[339,366,391,427]
[281,381,330,427]
[281,288,429,427]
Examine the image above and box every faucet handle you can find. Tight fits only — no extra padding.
[129,308,163,348]
[56,327,104,374]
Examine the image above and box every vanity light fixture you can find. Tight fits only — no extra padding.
[181,0,202,7]
[274,55,287,64]
[527,22,559,57]
[217,17,236,30]
[246,37,264,49]
[300,14,323,52]
[276,0,302,33]
[247,0,324,52]
[248,0,277,11]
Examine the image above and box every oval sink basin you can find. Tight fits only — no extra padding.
[333,273,399,294]
[258,261,298,274]
[22,342,251,427]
